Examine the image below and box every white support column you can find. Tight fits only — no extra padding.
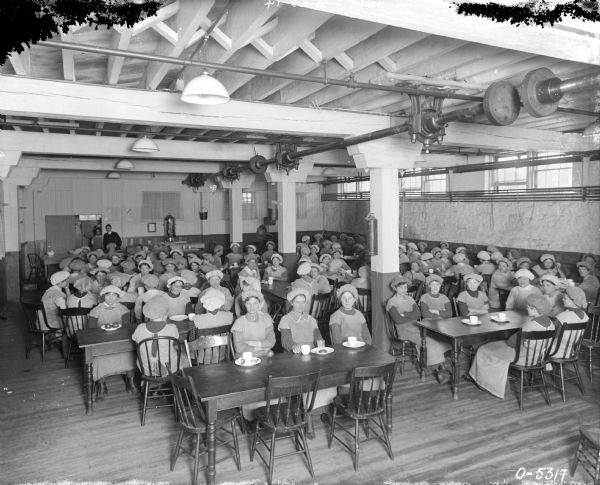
[349,138,422,351]
[222,172,256,246]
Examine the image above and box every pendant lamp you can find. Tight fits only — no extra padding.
[181,72,230,105]
[131,136,159,153]
[115,159,135,170]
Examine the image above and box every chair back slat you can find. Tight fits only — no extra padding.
[136,336,181,378]
[170,371,204,429]
[192,334,232,365]
[514,330,556,367]
[407,281,425,303]
[355,288,371,314]
[60,307,91,338]
[21,301,49,332]
[310,292,333,320]
[383,302,398,340]
[265,372,320,428]
[585,307,600,343]
[551,321,588,360]
[347,363,396,416]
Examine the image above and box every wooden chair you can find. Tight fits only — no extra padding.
[191,332,233,365]
[451,297,460,318]
[582,306,600,383]
[546,320,587,401]
[383,303,417,376]
[21,301,61,361]
[407,281,424,304]
[355,288,371,333]
[27,253,44,282]
[309,292,334,346]
[480,274,492,295]
[250,371,321,485]
[508,329,556,410]
[326,363,396,471]
[570,425,600,485]
[169,371,241,485]
[135,336,182,426]
[121,301,136,325]
[440,275,456,297]
[60,307,91,367]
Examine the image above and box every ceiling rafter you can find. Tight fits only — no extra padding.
[298,38,322,63]
[7,47,31,76]
[106,27,132,85]
[131,0,180,36]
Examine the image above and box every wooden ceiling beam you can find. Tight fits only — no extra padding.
[279,0,600,66]
[7,47,31,76]
[131,0,180,36]
[151,21,179,45]
[298,38,323,63]
[106,27,133,85]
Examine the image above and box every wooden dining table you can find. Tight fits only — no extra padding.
[260,279,289,305]
[183,343,396,485]
[77,319,193,414]
[416,310,528,400]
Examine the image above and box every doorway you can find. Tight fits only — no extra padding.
[45,214,102,259]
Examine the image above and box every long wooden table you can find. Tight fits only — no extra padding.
[183,344,396,485]
[260,279,289,305]
[416,310,528,400]
[77,320,193,414]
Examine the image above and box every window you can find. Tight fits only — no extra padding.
[141,192,181,219]
[339,179,370,193]
[534,162,572,188]
[400,170,446,193]
[296,192,308,219]
[424,173,447,192]
[489,152,572,190]
[242,189,257,219]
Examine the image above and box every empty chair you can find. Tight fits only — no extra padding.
[326,363,396,471]
[570,425,600,485]
[355,288,372,332]
[309,292,334,345]
[60,307,91,367]
[170,372,241,485]
[547,320,588,401]
[250,371,320,485]
[508,329,556,410]
[190,332,233,365]
[582,306,600,383]
[135,336,182,426]
[384,303,417,376]
[21,301,60,361]
[27,253,44,282]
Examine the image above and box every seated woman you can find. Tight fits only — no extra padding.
[350,265,370,290]
[540,274,565,317]
[225,242,243,268]
[238,255,261,281]
[515,257,532,270]
[41,270,69,332]
[244,244,258,263]
[179,269,201,299]
[532,253,566,279]
[164,276,192,317]
[577,261,599,306]
[327,248,352,282]
[310,263,331,294]
[308,244,320,264]
[134,274,165,322]
[263,253,288,282]
[403,261,426,287]
[488,258,514,310]
[231,290,276,358]
[329,285,372,345]
[456,273,490,317]
[197,270,233,313]
[419,274,452,320]
[191,289,233,331]
[398,244,410,265]
[552,286,589,357]
[319,252,332,272]
[386,275,421,339]
[278,288,323,352]
[152,248,169,274]
[90,260,112,296]
[475,251,496,276]
[469,293,555,399]
[67,276,98,309]
[292,262,319,295]
[212,244,225,269]
[429,248,445,274]
[234,277,269,316]
[198,253,218,275]
[88,285,134,398]
[260,240,276,264]
[505,269,541,311]
[157,258,178,291]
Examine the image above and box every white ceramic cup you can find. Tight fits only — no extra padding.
[301,344,311,355]
[242,351,252,362]
[268,277,274,285]
[347,336,357,346]
[469,315,478,324]
[498,312,507,321]
[187,313,196,320]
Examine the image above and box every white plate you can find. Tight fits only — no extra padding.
[461,319,482,326]
[490,315,510,323]
[235,357,261,367]
[169,315,188,322]
[311,347,334,355]
[101,324,121,332]
[343,341,366,348]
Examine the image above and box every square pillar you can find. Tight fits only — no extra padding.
[229,187,243,244]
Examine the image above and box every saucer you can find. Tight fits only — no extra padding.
[490,315,510,323]
[169,315,188,322]
[461,319,481,326]
[311,347,334,355]
[101,323,121,332]
[343,341,366,348]
[235,357,261,367]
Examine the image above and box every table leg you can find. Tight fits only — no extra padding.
[419,327,427,381]
[206,403,217,485]
[451,340,460,401]
[86,363,94,414]
[385,393,393,435]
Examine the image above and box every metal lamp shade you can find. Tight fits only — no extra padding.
[115,159,135,170]
[131,136,159,153]
[181,73,230,105]
[106,172,121,179]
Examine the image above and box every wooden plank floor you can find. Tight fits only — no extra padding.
[2,299,599,485]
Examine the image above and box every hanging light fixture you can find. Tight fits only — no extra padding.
[115,159,135,170]
[106,172,121,179]
[131,136,159,153]
[181,71,230,105]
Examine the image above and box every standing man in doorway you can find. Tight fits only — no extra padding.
[103,224,122,250]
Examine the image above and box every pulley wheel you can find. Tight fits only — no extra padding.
[483,81,520,126]
[520,68,559,118]
[248,155,268,174]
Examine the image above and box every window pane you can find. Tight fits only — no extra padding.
[401,176,422,191]
[535,162,572,188]
[242,190,257,219]
[425,174,446,192]
[357,180,370,192]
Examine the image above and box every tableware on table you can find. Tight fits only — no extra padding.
[461,318,481,326]
[316,338,325,349]
[469,315,479,325]
[235,356,261,367]
[242,351,253,362]
[301,344,311,355]
[268,277,274,285]
[343,340,365,348]
[169,314,188,322]
[311,346,334,355]
[347,336,357,346]
[187,313,196,320]
[490,313,510,323]
[101,323,121,332]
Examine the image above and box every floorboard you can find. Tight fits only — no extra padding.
[1,299,599,485]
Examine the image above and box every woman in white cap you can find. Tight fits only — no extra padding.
[420,252,434,273]
[85,251,99,272]
[350,265,370,290]
[552,286,589,357]
[319,253,332,273]
[532,253,565,279]
[488,257,514,310]
[191,289,233,331]
[244,244,258,263]
[469,294,555,399]
[153,248,169,274]
[231,290,275,358]
[310,263,331,294]
[264,253,288,282]
[292,261,318,295]
[308,244,320,264]
[329,284,371,345]
[157,259,178,291]
[540,274,566,317]
[90,260,112,296]
[164,276,191,317]
[403,261,426,287]
[212,244,225,269]
[386,275,421,339]
[197,270,233,313]
[134,274,165,322]
[225,242,243,268]
[516,257,532,270]
[235,277,269,316]
[109,273,136,304]
[505,269,542,311]
[327,248,352,282]
[279,288,322,352]
[179,270,201,299]
[199,253,218,274]
[128,259,154,294]
[475,251,496,276]
[41,270,69,331]
[260,240,276,264]
[577,261,599,305]
[456,273,489,317]
[398,244,410,266]
[420,274,452,320]
[238,254,261,281]
[67,276,98,309]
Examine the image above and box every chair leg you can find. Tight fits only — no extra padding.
[558,363,565,402]
[65,339,73,368]
[573,361,585,395]
[298,427,315,478]
[41,333,46,361]
[170,428,185,471]
[588,348,593,384]
[353,418,360,471]
[26,333,33,359]
[268,431,276,485]
[379,413,394,461]
[250,421,259,461]
[230,420,241,471]
[569,434,583,476]
[141,381,149,426]
[399,342,405,376]
[539,370,551,407]
[327,406,337,448]
[192,432,201,485]
[518,370,524,410]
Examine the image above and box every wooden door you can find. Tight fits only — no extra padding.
[45,215,81,259]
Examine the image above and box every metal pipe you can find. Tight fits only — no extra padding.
[539,72,600,104]
[39,40,483,102]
